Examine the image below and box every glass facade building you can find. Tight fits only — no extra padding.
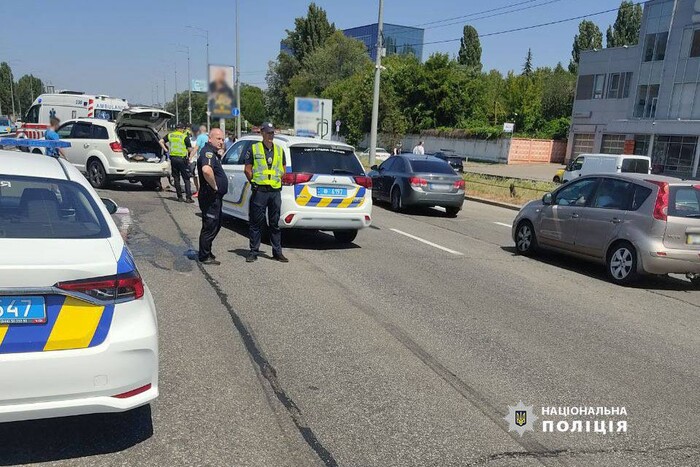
[343,23,424,61]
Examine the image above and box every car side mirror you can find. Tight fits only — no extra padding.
[542,193,553,205]
[101,198,118,214]
[370,165,378,171]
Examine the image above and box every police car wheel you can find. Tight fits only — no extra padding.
[87,159,108,189]
[333,230,357,244]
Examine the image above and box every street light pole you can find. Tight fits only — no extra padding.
[188,26,211,131]
[9,69,16,118]
[236,0,241,138]
[174,65,179,124]
[368,0,384,167]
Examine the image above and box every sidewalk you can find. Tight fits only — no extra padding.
[464,161,564,181]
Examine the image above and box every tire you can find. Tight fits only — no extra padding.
[445,206,460,218]
[87,159,108,189]
[515,220,538,256]
[390,187,402,212]
[333,230,358,244]
[690,277,700,290]
[606,241,639,285]
[141,179,160,191]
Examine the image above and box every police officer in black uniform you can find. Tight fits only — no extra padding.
[196,128,228,265]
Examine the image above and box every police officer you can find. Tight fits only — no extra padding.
[159,122,194,203]
[197,128,228,265]
[244,122,288,263]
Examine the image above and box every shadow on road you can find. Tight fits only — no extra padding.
[0,405,153,465]
[373,201,456,219]
[501,246,696,292]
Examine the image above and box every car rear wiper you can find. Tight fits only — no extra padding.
[332,169,355,174]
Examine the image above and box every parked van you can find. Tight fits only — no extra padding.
[562,153,650,182]
[17,92,129,142]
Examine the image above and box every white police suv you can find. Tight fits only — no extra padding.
[220,135,372,243]
[0,150,158,423]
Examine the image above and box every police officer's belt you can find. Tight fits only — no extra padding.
[251,184,279,193]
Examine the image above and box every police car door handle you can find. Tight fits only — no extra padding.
[611,217,622,224]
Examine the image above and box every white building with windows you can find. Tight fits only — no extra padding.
[568,0,700,178]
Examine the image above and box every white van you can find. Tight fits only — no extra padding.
[18,92,129,142]
[562,153,651,182]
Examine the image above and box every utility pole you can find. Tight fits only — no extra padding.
[188,26,210,131]
[368,0,384,167]
[163,73,167,111]
[236,0,241,138]
[186,47,192,125]
[174,65,179,124]
[9,69,16,119]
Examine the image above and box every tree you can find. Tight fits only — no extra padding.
[165,91,208,126]
[265,53,301,125]
[16,75,44,115]
[540,63,576,121]
[522,48,533,77]
[0,63,14,117]
[569,20,603,74]
[457,25,481,71]
[606,1,643,48]
[281,3,336,63]
[288,31,371,98]
[240,84,267,126]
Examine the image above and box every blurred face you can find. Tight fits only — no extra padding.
[262,130,274,146]
[209,128,224,150]
[199,125,207,135]
[215,69,226,85]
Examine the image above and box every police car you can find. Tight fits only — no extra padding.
[0,149,158,423]
[221,135,372,243]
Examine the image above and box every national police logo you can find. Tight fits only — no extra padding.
[504,401,537,436]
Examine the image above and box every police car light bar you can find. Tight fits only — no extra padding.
[0,138,72,148]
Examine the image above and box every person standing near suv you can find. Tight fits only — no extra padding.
[159,122,194,203]
[44,117,66,159]
[244,122,288,263]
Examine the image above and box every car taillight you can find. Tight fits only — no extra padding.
[646,180,669,221]
[453,179,465,190]
[354,176,372,189]
[281,172,313,185]
[109,141,123,152]
[409,177,428,187]
[56,271,144,302]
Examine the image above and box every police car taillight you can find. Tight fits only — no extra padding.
[282,172,313,185]
[56,271,144,302]
[354,176,372,189]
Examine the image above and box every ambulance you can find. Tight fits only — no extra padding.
[17,92,129,141]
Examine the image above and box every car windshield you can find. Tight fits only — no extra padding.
[290,146,364,175]
[668,186,700,218]
[409,160,456,174]
[0,176,111,239]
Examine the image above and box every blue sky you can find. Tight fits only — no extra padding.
[0,0,620,105]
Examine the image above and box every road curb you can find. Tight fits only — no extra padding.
[465,195,522,211]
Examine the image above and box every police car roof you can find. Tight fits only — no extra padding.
[0,150,71,180]
[242,134,355,151]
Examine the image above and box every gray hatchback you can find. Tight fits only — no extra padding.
[512,173,700,286]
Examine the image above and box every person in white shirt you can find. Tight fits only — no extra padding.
[412,141,425,155]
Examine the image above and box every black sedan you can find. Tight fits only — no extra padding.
[433,151,466,173]
[368,155,465,217]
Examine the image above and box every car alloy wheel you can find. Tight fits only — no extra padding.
[516,221,536,255]
[88,160,107,188]
[606,242,638,285]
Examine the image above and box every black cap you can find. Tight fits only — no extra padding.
[261,122,275,133]
[176,122,186,129]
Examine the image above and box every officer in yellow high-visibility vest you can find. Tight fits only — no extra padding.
[244,122,288,263]
[159,122,194,203]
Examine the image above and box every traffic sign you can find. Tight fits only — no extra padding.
[503,122,515,133]
[231,107,240,117]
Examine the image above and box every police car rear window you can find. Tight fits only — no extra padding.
[290,147,364,175]
[0,176,111,239]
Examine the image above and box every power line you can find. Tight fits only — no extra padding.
[424,0,567,30]
[403,5,632,49]
[415,0,546,27]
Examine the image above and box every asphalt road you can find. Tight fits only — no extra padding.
[2,182,700,467]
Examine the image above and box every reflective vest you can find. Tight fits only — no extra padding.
[168,131,188,157]
[251,142,284,189]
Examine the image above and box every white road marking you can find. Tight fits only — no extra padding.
[494,222,512,228]
[390,229,464,256]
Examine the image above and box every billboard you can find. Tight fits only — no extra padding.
[294,97,333,140]
[191,80,207,93]
[208,65,235,119]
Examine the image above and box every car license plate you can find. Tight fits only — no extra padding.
[687,234,700,245]
[429,183,451,191]
[317,187,347,197]
[0,296,47,324]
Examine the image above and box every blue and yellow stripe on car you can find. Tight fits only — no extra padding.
[0,296,114,354]
[294,185,366,208]
[0,247,136,354]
